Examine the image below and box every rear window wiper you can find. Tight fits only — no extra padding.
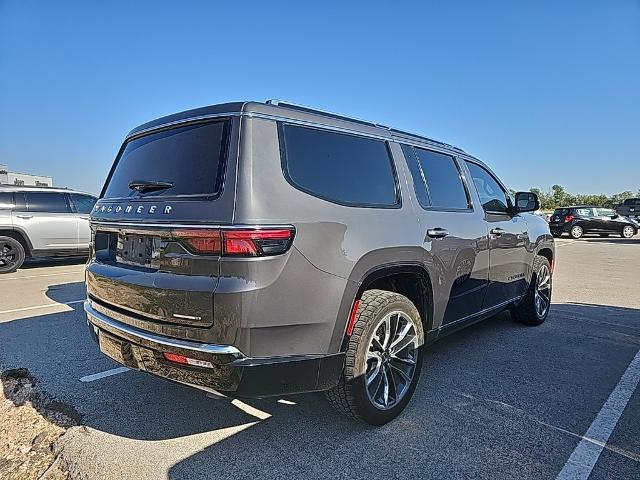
[128,180,174,193]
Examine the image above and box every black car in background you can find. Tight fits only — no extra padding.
[549,205,638,239]
[615,198,640,221]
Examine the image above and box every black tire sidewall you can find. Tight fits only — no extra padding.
[0,236,25,274]
[349,296,424,426]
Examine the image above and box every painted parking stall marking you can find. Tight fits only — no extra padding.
[556,348,640,480]
[0,299,85,315]
[80,367,130,383]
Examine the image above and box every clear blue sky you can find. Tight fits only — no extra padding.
[1,1,638,196]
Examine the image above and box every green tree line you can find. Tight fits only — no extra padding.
[527,185,639,211]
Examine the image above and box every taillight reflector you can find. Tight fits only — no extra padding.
[564,215,574,223]
[346,300,361,336]
[163,352,214,369]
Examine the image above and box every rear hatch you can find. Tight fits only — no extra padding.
[87,119,235,328]
[550,208,571,226]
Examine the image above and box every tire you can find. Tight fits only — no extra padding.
[510,256,552,326]
[569,225,584,239]
[551,231,562,238]
[0,236,26,274]
[325,289,424,425]
[621,226,636,238]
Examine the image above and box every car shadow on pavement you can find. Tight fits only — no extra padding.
[1,299,639,479]
[21,256,87,269]
[45,281,87,305]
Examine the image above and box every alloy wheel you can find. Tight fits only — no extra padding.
[365,311,418,410]
[534,264,551,318]
[622,226,635,238]
[570,226,583,238]
[0,240,18,271]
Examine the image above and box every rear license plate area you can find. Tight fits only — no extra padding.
[116,233,161,267]
[98,331,137,368]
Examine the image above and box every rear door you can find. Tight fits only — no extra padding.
[592,208,618,232]
[69,193,97,251]
[12,192,78,251]
[465,162,531,308]
[0,192,13,229]
[573,207,596,232]
[401,145,489,325]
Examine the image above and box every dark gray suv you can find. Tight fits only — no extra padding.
[85,100,554,425]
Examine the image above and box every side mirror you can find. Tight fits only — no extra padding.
[514,191,539,213]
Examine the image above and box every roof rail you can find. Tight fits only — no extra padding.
[265,99,465,154]
[389,128,465,153]
[265,99,388,129]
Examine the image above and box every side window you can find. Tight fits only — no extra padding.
[400,145,430,208]
[465,162,510,214]
[0,192,13,209]
[70,194,97,214]
[576,208,593,216]
[281,124,399,207]
[402,145,470,210]
[24,192,70,213]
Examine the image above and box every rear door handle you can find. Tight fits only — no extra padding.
[426,228,449,239]
[16,214,33,219]
[490,227,505,236]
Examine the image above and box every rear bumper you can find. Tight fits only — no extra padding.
[85,301,344,397]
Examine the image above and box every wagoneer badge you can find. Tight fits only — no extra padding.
[93,204,173,215]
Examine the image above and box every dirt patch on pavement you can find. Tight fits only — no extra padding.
[1,368,81,480]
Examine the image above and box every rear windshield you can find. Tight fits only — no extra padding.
[553,208,570,216]
[102,120,229,199]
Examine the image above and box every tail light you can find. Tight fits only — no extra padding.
[564,215,574,223]
[172,227,295,257]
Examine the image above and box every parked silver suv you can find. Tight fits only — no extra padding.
[0,186,97,273]
[85,101,554,425]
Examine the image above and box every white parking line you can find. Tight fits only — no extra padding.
[80,367,130,383]
[556,348,640,479]
[0,299,85,315]
[0,271,84,281]
[556,240,579,247]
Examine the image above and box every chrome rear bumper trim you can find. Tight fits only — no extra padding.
[84,301,244,359]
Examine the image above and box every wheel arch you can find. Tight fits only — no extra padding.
[0,228,32,257]
[333,262,434,353]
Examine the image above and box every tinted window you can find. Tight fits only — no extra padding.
[576,208,594,216]
[401,145,430,209]
[466,162,509,213]
[595,208,614,216]
[24,192,70,213]
[281,125,398,207]
[70,194,97,214]
[0,192,13,209]
[103,120,229,199]
[412,147,469,209]
[553,208,570,216]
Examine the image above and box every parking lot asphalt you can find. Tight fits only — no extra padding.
[0,236,639,480]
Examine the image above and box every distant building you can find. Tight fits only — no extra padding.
[0,164,53,187]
